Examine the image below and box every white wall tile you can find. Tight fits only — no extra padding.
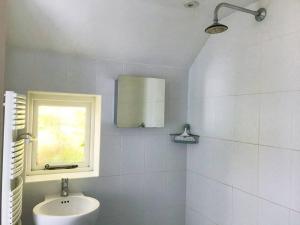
[260,33,300,93]
[187,138,215,176]
[188,138,258,192]
[210,139,235,185]
[121,135,145,174]
[186,172,194,208]
[186,208,216,225]
[186,173,233,225]
[82,176,122,225]
[188,98,215,136]
[101,95,120,135]
[165,98,187,133]
[165,172,186,207]
[291,93,300,150]
[100,135,121,176]
[5,49,40,93]
[6,48,70,93]
[66,55,97,93]
[232,143,258,194]
[123,63,161,77]
[145,205,185,225]
[234,95,260,144]
[162,206,186,225]
[209,179,233,225]
[120,175,145,225]
[220,7,261,47]
[95,60,123,96]
[166,75,188,102]
[233,45,262,95]
[291,210,300,225]
[260,93,293,149]
[144,136,167,172]
[259,146,291,207]
[186,173,211,214]
[189,138,235,185]
[165,141,186,171]
[33,50,70,92]
[188,57,207,100]
[213,96,236,140]
[196,45,237,97]
[233,190,258,225]
[143,172,166,210]
[260,92,300,150]
[189,95,260,144]
[291,150,300,211]
[258,199,289,225]
[258,0,300,41]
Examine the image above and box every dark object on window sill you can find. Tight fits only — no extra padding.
[44,164,78,170]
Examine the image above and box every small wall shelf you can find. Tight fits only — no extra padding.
[170,124,199,144]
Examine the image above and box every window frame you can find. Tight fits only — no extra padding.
[25,91,101,183]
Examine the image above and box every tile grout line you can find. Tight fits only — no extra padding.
[257,92,262,222]
[186,205,218,225]
[190,89,300,99]
[198,135,300,153]
[187,169,300,214]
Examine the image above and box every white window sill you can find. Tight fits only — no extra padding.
[25,170,99,183]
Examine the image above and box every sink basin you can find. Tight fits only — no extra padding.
[33,193,100,225]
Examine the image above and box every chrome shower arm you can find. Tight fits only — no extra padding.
[205,2,266,34]
[214,2,260,23]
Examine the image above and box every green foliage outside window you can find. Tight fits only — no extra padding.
[37,106,86,166]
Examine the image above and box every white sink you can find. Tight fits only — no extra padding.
[33,193,100,225]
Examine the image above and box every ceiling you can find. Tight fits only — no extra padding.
[7,0,256,68]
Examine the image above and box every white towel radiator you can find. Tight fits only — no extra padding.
[1,91,27,225]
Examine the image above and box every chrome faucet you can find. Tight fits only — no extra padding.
[61,178,69,197]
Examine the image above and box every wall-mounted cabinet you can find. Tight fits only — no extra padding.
[115,75,165,128]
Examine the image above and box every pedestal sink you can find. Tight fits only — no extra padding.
[33,193,100,225]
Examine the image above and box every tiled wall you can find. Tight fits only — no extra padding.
[186,0,300,225]
[5,47,188,225]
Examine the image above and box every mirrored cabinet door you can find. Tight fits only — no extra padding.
[116,75,165,128]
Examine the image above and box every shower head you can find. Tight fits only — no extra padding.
[205,2,267,34]
[205,22,228,34]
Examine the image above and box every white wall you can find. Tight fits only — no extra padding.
[186,0,300,225]
[6,47,188,225]
[0,0,6,218]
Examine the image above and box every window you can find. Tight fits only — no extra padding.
[26,91,101,182]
